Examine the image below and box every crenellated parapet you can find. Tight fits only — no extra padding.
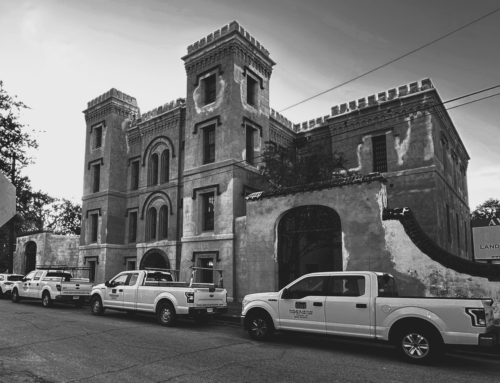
[269,108,295,131]
[187,20,270,58]
[131,98,186,127]
[330,78,433,117]
[86,88,138,109]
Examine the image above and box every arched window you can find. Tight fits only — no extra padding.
[148,153,159,186]
[147,207,157,241]
[159,206,168,239]
[161,150,170,183]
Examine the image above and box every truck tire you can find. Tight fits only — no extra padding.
[42,292,53,308]
[90,296,105,316]
[395,325,443,364]
[157,302,177,326]
[11,289,21,303]
[248,312,275,341]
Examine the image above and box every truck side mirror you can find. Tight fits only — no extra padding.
[104,280,111,287]
[22,277,27,282]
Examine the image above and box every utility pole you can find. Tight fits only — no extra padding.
[8,153,16,273]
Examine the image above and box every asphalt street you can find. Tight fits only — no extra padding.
[0,298,499,383]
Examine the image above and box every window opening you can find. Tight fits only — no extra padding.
[94,126,102,149]
[88,261,96,282]
[446,204,451,243]
[92,164,100,193]
[149,153,159,185]
[129,212,137,242]
[91,214,98,243]
[203,125,216,164]
[372,135,387,172]
[247,75,257,106]
[204,74,216,105]
[160,206,168,239]
[147,207,157,241]
[456,213,460,250]
[246,126,255,165]
[131,161,139,190]
[161,150,169,183]
[202,193,215,231]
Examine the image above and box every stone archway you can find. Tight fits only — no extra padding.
[25,241,37,274]
[277,205,342,289]
[140,249,170,269]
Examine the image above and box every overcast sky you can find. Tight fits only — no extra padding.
[1,0,499,209]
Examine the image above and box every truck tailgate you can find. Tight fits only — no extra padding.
[194,289,226,308]
[60,283,93,296]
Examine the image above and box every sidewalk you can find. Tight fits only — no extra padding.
[217,301,241,324]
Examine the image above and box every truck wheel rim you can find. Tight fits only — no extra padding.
[93,300,100,312]
[161,308,171,322]
[251,318,267,337]
[43,295,49,305]
[402,333,429,358]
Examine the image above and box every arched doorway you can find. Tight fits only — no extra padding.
[278,205,342,288]
[140,249,170,269]
[25,241,37,274]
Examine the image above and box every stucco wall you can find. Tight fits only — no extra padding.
[15,232,80,274]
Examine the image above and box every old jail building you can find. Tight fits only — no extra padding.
[77,21,472,302]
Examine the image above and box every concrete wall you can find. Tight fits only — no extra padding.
[15,232,80,274]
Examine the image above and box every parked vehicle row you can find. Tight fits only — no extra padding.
[5,265,498,364]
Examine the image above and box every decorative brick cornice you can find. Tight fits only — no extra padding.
[246,173,386,201]
[269,123,294,148]
[84,102,137,124]
[383,207,500,281]
[184,39,273,79]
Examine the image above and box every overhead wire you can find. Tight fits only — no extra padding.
[278,6,500,113]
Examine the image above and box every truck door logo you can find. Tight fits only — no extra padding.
[295,302,306,309]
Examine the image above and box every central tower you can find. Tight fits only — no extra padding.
[180,21,276,300]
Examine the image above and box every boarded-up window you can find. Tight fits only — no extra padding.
[161,150,169,183]
[92,164,100,193]
[202,193,215,231]
[94,126,102,149]
[131,161,139,190]
[372,135,387,172]
[91,214,98,243]
[129,212,137,242]
[247,75,257,106]
[159,206,168,239]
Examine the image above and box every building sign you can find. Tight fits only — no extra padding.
[472,218,500,260]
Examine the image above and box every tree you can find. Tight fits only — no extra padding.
[260,142,355,190]
[45,199,82,235]
[471,198,500,220]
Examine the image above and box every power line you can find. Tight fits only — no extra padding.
[278,7,500,113]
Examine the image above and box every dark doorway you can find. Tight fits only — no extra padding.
[140,250,169,269]
[25,241,37,274]
[278,205,342,289]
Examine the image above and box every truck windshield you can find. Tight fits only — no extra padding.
[7,276,24,281]
[46,272,72,281]
[377,274,399,297]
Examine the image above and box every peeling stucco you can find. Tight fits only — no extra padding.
[423,111,434,161]
[395,115,415,165]
[234,63,262,115]
[342,231,349,271]
[193,73,226,114]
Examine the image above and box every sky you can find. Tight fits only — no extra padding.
[0,0,499,210]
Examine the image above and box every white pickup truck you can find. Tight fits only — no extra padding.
[241,271,497,364]
[89,267,228,326]
[11,266,93,308]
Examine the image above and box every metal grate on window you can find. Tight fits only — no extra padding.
[372,135,387,172]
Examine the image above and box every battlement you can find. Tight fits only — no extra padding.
[186,20,270,58]
[270,108,296,131]
[132,98,186,126]
[330,78,434,117]
[87,88,138,109]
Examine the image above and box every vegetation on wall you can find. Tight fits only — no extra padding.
[471,198,500,220]
[260,142,356,190]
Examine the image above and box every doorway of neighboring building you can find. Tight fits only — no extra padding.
[277,205,342,289]
[25,241,37,274]
[140,250,169,269]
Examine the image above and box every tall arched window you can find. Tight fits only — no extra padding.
[161,150,170,183]
[148,153,159,186]
[159,206,168,239]
[147,207,157,241]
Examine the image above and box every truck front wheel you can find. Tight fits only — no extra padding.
[157,303,177,326]
[90,296,105,316]
[11,289,21,303]
[248,312,274,341]
[42,292,53,308]
[395,326,443,364]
